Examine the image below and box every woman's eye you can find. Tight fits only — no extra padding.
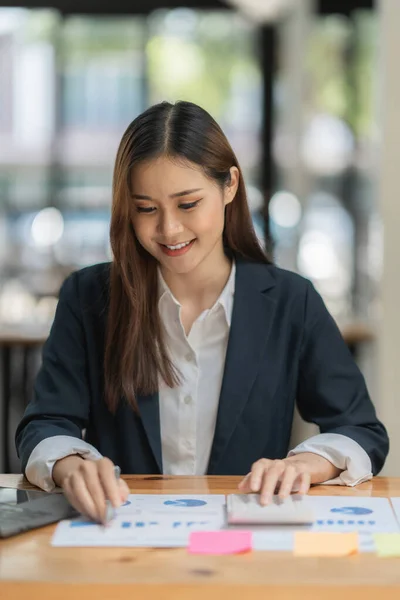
[179,200,200,210]
[136,206,156,213]
[136,200,200,213]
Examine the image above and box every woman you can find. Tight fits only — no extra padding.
[15,101,388,524]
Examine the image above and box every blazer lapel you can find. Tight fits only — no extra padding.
[137,392,163,472]
[207,260,276,474]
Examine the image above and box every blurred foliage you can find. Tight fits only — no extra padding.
[20,8,60,44]
[306,14,351,119]
[353,11,376,137]
[147,9,260,122]
[62,16,146,60]
[305,11,376,137]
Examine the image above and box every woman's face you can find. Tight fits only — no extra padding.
[130,156,238,275]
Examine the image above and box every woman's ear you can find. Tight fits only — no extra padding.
[224,166,240,206]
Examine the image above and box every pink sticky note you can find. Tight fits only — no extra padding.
[188,531,253,555]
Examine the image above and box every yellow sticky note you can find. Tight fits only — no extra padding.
[374,534,400,557]
[294,532,359,557]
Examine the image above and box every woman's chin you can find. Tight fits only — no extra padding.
[159,254,202,275]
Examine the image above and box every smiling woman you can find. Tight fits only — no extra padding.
[131,158,235,263]
[15,101,388,525]
[108,101,268,413]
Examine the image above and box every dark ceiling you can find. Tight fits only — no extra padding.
[1,0,374,16]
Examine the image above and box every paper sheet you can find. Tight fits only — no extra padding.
[390,497,400,526]
[120,493,226,515]
[309,496,398,533]
[229,496,398,553]
[52,494,226,547]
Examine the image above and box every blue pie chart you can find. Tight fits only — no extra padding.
[330,507,373,515]
[163,499,207,507]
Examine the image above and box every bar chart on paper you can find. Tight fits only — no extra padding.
[51,494,226,547]
[309,497,397,532]
[250,496,399,552]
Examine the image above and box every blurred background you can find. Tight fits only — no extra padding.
[0,0,398,475]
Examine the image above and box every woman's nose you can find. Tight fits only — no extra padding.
[157,212,184,237]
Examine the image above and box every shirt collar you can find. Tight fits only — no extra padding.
[157,261,236,327]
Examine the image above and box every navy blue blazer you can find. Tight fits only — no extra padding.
[15,258,389,477]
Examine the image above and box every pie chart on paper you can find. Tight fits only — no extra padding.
[163,499,207,508]
[330,507,374,516]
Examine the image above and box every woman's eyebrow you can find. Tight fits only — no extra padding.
[170,188,203,198]
[132,188,203,200]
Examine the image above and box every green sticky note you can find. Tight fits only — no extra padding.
[374,534,400,557]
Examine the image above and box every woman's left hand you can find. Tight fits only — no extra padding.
[238,453,341,505]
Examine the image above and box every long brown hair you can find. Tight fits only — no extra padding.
[105,101,272,413]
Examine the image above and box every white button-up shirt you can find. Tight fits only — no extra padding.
[26,262,373,491]
[157,261,234,475]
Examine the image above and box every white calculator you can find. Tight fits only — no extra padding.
[226,494,315,525]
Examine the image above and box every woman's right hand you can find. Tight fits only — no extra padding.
[52,455,130,524]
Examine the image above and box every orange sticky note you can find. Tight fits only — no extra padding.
[188,531,252,555]
[294,532,358,557]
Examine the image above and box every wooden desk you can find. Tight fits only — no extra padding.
[1,475,400,599]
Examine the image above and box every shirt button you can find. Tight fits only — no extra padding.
[184,395,192,405]
[185,351,195,362]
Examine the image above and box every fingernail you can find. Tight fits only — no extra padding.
[260,494,271,506]
[251,479,260,492]
[104,501,115,521]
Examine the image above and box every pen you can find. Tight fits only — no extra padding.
[103,465,121,526]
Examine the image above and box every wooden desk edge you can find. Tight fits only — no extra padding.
[1,582,399,600]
